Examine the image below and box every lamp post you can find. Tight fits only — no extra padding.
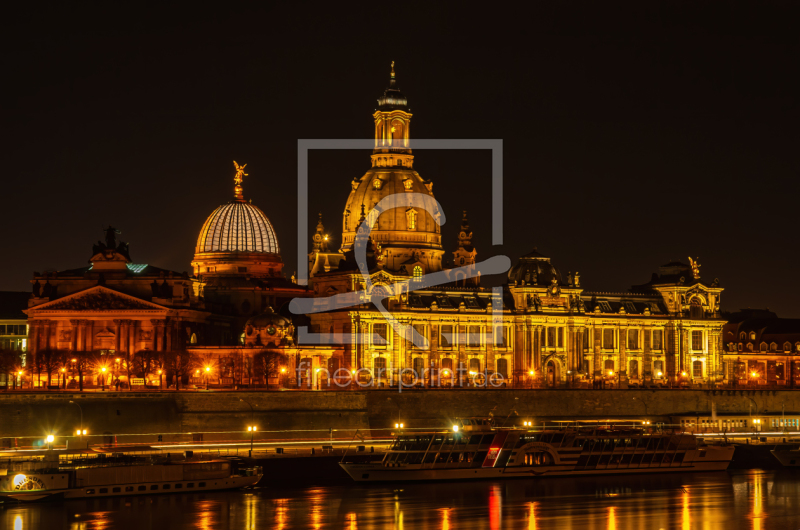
[101,366,107,391]
[528,370,535,389]
[17,371,23,390]
[158,369,163,390]
[46,434,54,450]
[204,366,211,390]
[247,425,257,455]
[60,367,66,390]
[240,398,255,456]
[279,366,286,389]
[69,400,83,436]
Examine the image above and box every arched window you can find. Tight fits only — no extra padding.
[739,332,746,340]
[604,359,615,372]
[750,332,757,341]
[469,358,480,373]
[413,357,425,378]
[629,360,639,378]
[689,298,703,319]
[746,343,753,352]
[441,357,453,371]
[406,208,417,230]
[784,342,792,352]
[190,333,198,344]
[496,358,509,378]
[760,342,768,352]
[770,342,778,352]
[413,266,423,279]
[737,343,743,351]
[692,360,703,378]
[373,356,387,377]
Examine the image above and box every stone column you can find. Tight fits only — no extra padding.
[514,324,524,373]
[165,319,173,352]
[113,320,121,353]
[29,321,39,355]
[85,321,94,352]
[643,326,652,381]
[153,319,164,352]
[68,320,77,352]
[534,325,542,371]
[618,325,628,385]
[593,325,602,379]
[127,321,136,354]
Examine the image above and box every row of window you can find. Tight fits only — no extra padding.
[0,325,26,336]
[731,341,800,353]
[597,359,704,378]
[370,356,511,378]
[85,481,207,495]
[372,324,510,349]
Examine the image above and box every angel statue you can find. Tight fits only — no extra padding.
[233,161,248,185]
[688,257,701,279]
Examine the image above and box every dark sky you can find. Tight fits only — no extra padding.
[3,3,798,316]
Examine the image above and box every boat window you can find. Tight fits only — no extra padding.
[163,484,171,490]
[175,484,183,489]
[125,486,134,492]
[550,433,564,446]
[674,453,685,463]
[447,452,461,463]
[539,433,553,444]
[423,452,437,464]
[656,438,667,450]
[480,434,496,445]
[436,452,449,463]
[138,486,146,491]
[112,487,120,493]
[99,488,108,494]
[199,482,206,487]
[150,485,158,490]
[86,489,95,494]
[188,483,195,488]
[469,435,482,445]
[599,454,612,465]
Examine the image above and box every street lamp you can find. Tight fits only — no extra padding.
[17,371,23,390]
[315,367,321,390]
[101,366,107,391]
[60,367,66,389]
[45,434,54,450]
[69,400,83,434]
[528,370,535,389]
[204,366,211,390]
[247,425,258,454]
[158,369,163,391]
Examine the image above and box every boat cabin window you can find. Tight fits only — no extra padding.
[125,486,134,492]
[188,483,195,488]
[468,435,482,445]
[163,484,171,490]
[480,434,495,445]
[550,433,564,445]
[199,482,206,487]
[539,433,553,443]
[86,489,95,494]
[175,484,183,489]
[138,486,146,491]
[112,487,120,493]
[150,485,158,490]
[99,488,108,494]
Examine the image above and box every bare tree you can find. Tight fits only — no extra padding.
[0,349,22,391]
[254,350,287,389]
[163,350,198,391]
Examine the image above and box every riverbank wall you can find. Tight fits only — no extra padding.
[1,389,796,441]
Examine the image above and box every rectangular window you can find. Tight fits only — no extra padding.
[112,487,121,493]
[693,360,703,378]
[373,324,388,346]
[125,486,134,492]
[468,326,481,348]
[582,330,589,351]
[150,485,158,490]
[138,485,146,491]
[557,328,564,348]
[494,326,508,348]
[187,483,195,488]
[412,324,426,347]
[692,331,704,351]
[547,327,556,348]
[599,301,612,312]
[175,484,183,489]
[628,329,639,350]
[99,488,108,494]
[199,482,206,487]
[603,329,614,350]
[653,330,663,350]
[440,325,453,348]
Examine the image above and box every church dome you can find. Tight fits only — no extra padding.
[196,201,279,255]
[508,248,563,286]
[192,162,284,278]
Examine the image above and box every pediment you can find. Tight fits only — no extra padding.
[28,286,165,312]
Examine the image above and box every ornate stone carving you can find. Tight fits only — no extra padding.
[46,291,154,311]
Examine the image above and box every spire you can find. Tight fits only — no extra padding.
[377,61,408,111]
[458,210,473,249]
[391,60,395,80]
[233,161,248,200]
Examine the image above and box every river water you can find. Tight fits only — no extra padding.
[3,470,800,529]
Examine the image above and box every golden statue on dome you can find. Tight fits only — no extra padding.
[233,160,248,199]
[688,257,701,279]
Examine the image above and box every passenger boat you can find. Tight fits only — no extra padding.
[770,445,800,467]
[340,418,735,482]
[0,451,262,502]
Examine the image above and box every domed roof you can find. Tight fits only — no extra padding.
[508,248,563,286]
[196,201,280,254]
[245,307,291,329]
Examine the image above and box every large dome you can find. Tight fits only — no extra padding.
[508,248,563,286]
[196,201,279,255]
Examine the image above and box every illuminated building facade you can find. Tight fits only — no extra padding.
[721,309,800,386]
[302,65,727,389]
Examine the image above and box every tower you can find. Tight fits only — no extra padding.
[340,62,444,277]
[452,210,479,286]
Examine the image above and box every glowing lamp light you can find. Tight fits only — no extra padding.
[681,371,687,377]
[315,368,321,373]
[453,425,459,433]
[528,370,534,376]
[280,367,286,373]
[751,372,757,378]
[45,434,54,443]
[60,368,66,373]
[205,366,211,373]
[442,370,450,376]
[195,369,200,375]
[400,423,404,429]
[82,430,87,435]
[101,367,107,373]
[657,371,663,377]
[71,358,77,363]
[608,371,614,376]
[158,370,162,375]
[115,358,120,363]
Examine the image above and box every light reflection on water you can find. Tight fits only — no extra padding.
[3,471,800,529]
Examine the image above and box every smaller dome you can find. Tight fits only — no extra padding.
[244,307,293,347]
[245,307,291,329]
[507,248,563,286]
[196,201,280,254]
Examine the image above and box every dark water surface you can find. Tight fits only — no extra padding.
[4,470,800,529]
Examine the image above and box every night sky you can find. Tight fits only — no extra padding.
[4,3,798,316]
